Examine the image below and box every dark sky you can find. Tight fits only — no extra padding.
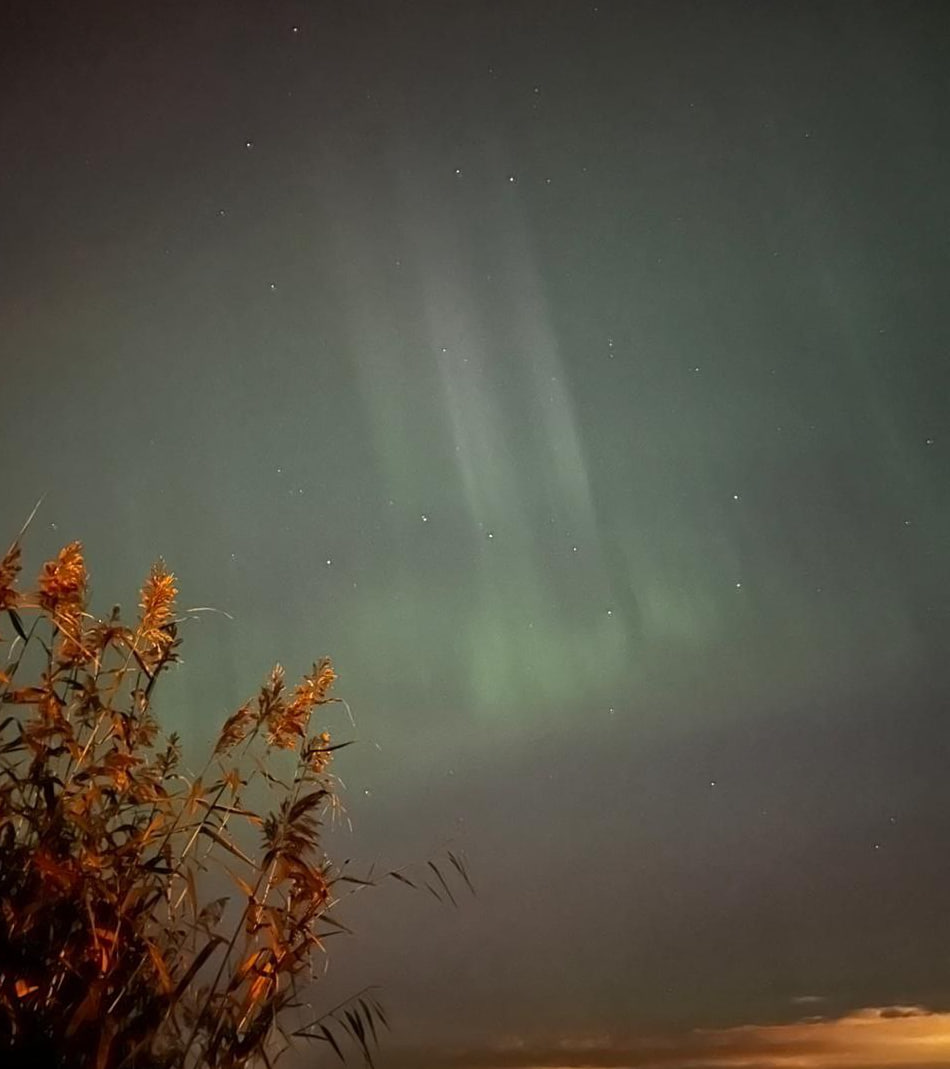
[2,2,950,1066]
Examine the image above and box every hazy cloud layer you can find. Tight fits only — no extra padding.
[382,1006,950,1069]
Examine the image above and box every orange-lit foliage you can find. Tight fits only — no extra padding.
[0,533,471,1069]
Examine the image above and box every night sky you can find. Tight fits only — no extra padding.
[2,2,950,1067]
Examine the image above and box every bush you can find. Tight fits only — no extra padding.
[0,529,471,1069]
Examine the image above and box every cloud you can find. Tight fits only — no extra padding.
[381,1006,950,1069]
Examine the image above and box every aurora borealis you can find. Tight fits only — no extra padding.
[2,1,949,1066]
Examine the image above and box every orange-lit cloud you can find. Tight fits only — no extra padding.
[684,1005,950,1068]
[385,1005,950,1069]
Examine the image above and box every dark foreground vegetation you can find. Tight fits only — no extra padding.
[0,523,470,1069]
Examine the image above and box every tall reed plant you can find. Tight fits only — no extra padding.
[0,523,471,1069]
